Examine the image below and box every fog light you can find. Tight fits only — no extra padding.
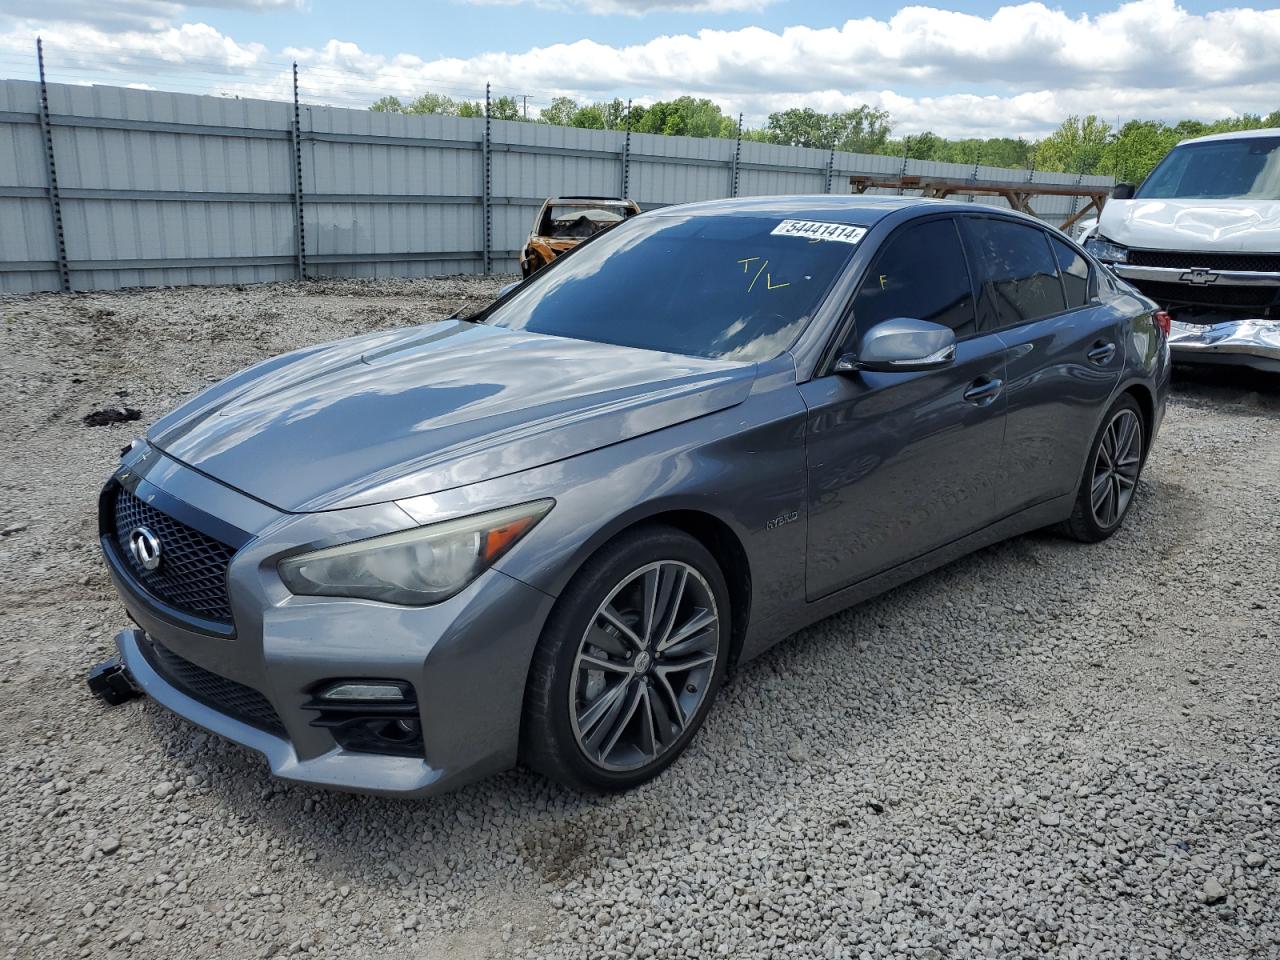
[318,681,407,702]
[303,680,424,758]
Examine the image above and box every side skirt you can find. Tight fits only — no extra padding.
[738,492,1075,663]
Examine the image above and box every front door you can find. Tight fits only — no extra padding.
[799,216,1008,601]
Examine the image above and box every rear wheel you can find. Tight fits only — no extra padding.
[521,526,729,792]
[1063,394,1145,543]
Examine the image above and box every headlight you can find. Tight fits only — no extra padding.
[1084,236,1129,263]
[278,500,553,606]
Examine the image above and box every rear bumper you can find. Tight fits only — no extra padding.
[1168,317,1280,372]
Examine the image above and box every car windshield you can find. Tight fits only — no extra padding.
[541,203,631,239]
[489,213,861,361]
[1136,136,1280,201]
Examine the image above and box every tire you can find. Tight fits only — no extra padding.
[1062,393,1146,543]
[520,525,730,792]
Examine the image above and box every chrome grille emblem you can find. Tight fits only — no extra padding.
[128,526,163,571]
[1179,268,1219,285]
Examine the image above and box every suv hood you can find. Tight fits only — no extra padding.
[149,320,755,512]
[1098,198,1280,252]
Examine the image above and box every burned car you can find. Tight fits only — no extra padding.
[521,196,641,277]
[1082,129,1280,372]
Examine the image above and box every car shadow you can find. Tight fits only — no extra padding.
[139,470,1181,927]
[1172,363,1280,417]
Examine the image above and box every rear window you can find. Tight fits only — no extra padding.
[541,204,633,239]
[1051,236,1091,309]
[963,218,1067,328]
[489,213,861,361]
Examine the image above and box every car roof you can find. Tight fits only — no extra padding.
[1179,127,1280,146]
[649,194,1015,226]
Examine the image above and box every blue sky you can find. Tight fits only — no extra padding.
[209,0,1231,59]
[209,0,1228,58]
[0,0,1276,138]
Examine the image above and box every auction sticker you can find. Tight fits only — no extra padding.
[771,220,867,244]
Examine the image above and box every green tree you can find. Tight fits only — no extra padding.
[896,130,946,160]
[569,104,607,129]
[763,107,828,147]
[1102,120,1179,184]
[600,98,628,130]
[489,95,524,121]
[1034,115,1112,175]
[636,97,737,138]
[406,93,460,115]
[369,96,405,113]
[763,105,892,153]
[538,97,579,126]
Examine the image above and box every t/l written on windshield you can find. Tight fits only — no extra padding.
[737,257,790,292]
[770,220,868,244]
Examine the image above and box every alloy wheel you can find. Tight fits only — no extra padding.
[1090,408,1142,528]
[569,560,720,772]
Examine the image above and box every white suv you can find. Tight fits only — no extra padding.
[1081,129,1280,373]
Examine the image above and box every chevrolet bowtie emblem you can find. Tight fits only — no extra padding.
[1179,268,1219,285]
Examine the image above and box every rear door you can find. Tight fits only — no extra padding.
[958,216,1123,514]
[799,215,1008,600]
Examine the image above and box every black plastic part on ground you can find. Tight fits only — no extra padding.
[87,657,145,706]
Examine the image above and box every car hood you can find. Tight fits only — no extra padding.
[1098,198,1280,252]
[149,320,755,512]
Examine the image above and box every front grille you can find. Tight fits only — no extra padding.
[1127,249,1280,273]
[140,636,286,737]
[111,486,236,624]
[1127,279,1280,310]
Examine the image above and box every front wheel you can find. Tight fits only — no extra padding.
[520,526,729,792]
[1063,394,1146,543]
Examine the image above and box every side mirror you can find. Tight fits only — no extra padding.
[835,317,957,374]
[1111,182,1135,200]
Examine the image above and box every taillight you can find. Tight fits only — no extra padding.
[1154,310,1172,336]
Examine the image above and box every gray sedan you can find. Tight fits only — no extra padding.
[96,196,1171,795]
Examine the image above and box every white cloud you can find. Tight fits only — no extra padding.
[4,0,1278,139]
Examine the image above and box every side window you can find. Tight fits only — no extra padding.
[963,218,1067,328]
[1051,235,1091,309]
[849,218,976,341]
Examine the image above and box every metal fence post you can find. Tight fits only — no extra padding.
[1067,167,1085,223]
[482,82,492,276]
[824,143,835,194]
[897,138,910,195]
[620,99,632,198]
[730,113,742,197]
[290,62,308,280]
[36,38,70,293]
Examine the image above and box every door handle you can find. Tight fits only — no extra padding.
[963,376,1003,405]
[1087,341,1117,365]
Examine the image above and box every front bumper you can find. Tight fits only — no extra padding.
[1167,317,1280,372]
[116,627,447,794]
[100,449,557,798]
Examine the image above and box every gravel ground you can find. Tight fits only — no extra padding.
[0,279,1277,960]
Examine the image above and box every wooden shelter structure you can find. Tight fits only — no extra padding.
[848,174,1110,234]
